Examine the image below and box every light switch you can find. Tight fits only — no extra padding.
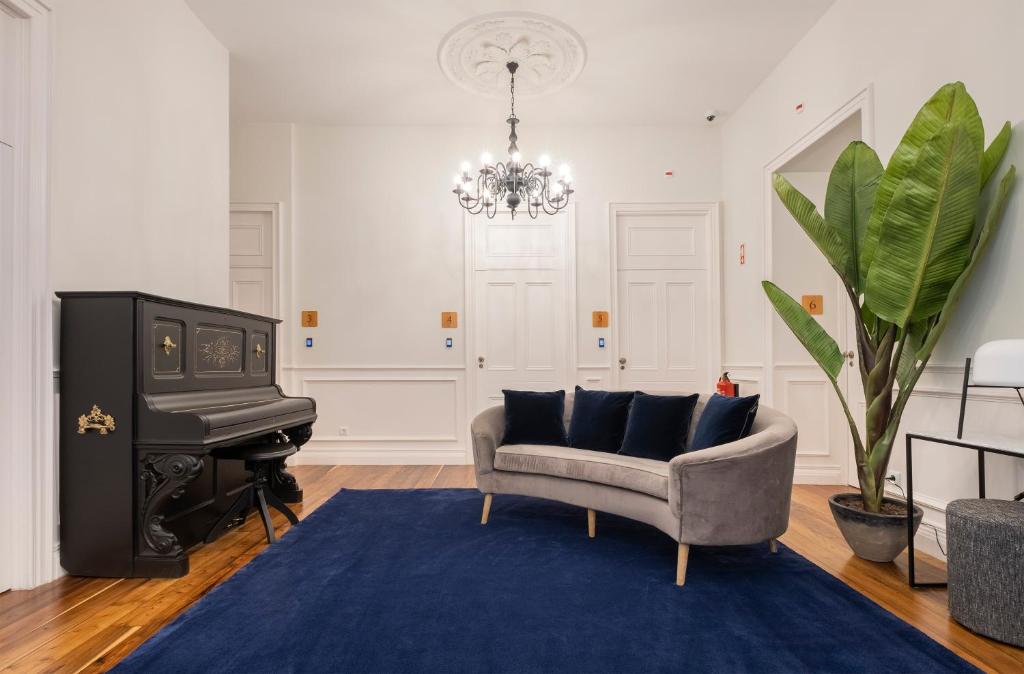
[441,312,458,328]
[598,338,606,348]
[305,337,314,348]
[301,311,318,327]
[802,295,823,315]
[445,337,453,349]
[592,311,609,328]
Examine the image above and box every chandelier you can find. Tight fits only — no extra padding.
[452,62,574,219]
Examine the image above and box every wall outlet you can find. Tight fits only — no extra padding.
[338,426,349,436]
[885,471,902,487]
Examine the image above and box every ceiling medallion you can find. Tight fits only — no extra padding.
[438,12,587,99]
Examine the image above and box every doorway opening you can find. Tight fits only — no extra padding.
[764,89,873,486]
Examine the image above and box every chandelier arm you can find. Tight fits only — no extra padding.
[527,196,539,219]
[462,193,483,215]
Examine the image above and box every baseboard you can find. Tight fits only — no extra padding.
[293,446,471,466]
[794,465,843,484]
[885,485,949,561]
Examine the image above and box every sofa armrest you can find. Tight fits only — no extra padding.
[470,405,505,477]
[668,420,797,546]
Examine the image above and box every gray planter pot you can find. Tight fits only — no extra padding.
[828,493,923,563]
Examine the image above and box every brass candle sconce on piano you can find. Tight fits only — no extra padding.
[77,404,116,435]
[161,335,177,356]
[255,343,265,359]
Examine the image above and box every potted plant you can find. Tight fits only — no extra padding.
[764,82,1017,562]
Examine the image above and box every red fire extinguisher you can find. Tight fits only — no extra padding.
[716,372,738,397]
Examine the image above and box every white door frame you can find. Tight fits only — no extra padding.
[2,0,55,589]
[230,202,285,383]
[609,202,722,391]
[762,86,874,487]
[463,206,578,453]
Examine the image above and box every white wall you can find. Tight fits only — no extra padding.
[43,0,229,584]
[720,0,1024,554]
[232,122,721,463]
[51,0,230,305]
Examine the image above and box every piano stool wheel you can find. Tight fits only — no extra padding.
[206,442,301,545]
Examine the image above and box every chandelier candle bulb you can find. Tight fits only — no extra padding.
[451,61,574,219]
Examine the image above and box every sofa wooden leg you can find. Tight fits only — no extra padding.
[481,494,492,525]
[676,543,689,586]
[587,509,596,538]
[769,538,778,554]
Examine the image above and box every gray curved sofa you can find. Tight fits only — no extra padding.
[470,391,799,586]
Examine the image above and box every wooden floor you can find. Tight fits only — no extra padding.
[1,467,1021,673]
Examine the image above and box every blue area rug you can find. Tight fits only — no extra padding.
[116,489,976,673]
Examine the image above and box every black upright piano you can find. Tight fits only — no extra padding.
[57,291,317,578]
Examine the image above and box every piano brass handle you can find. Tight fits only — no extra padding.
[161,335,177,356]
[255,343,265,359]
[77,404,116,435]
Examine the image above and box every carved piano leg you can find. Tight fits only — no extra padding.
[272,424,313,503]
[136,453,204,578]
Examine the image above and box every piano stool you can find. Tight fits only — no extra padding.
[206,440,301,545]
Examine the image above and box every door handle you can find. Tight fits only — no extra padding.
[844,350,855,367]
[478,356,485,369]
[618,356,626,370]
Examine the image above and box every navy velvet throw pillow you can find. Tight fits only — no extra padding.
[568,387,635,453]
[501,389,568,446]
[617,391,699,461]
[690,393,760,451]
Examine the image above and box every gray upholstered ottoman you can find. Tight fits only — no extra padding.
[946,499,1024,647]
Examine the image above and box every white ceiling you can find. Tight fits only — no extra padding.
[187,0,835,126]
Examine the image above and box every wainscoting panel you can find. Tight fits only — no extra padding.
[784,378,831,458]
[771,363,846,484]
[288,367,469,465]
[577,364,612,389]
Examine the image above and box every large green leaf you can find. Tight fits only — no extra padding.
[861,83,984,283]
[864,122,982,326]
[773,173,849,283]
[824,141,884,291]
[896,321,927,389]
[762,281,844,380]
[981,121,1011,188]
[920,164,1016,356]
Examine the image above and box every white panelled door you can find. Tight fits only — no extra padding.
[229,206,277,317]
[470,211,572,413]
[613,204,718,393]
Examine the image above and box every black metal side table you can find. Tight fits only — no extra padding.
[905,355,1024,588]
[905,432,1024,587]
